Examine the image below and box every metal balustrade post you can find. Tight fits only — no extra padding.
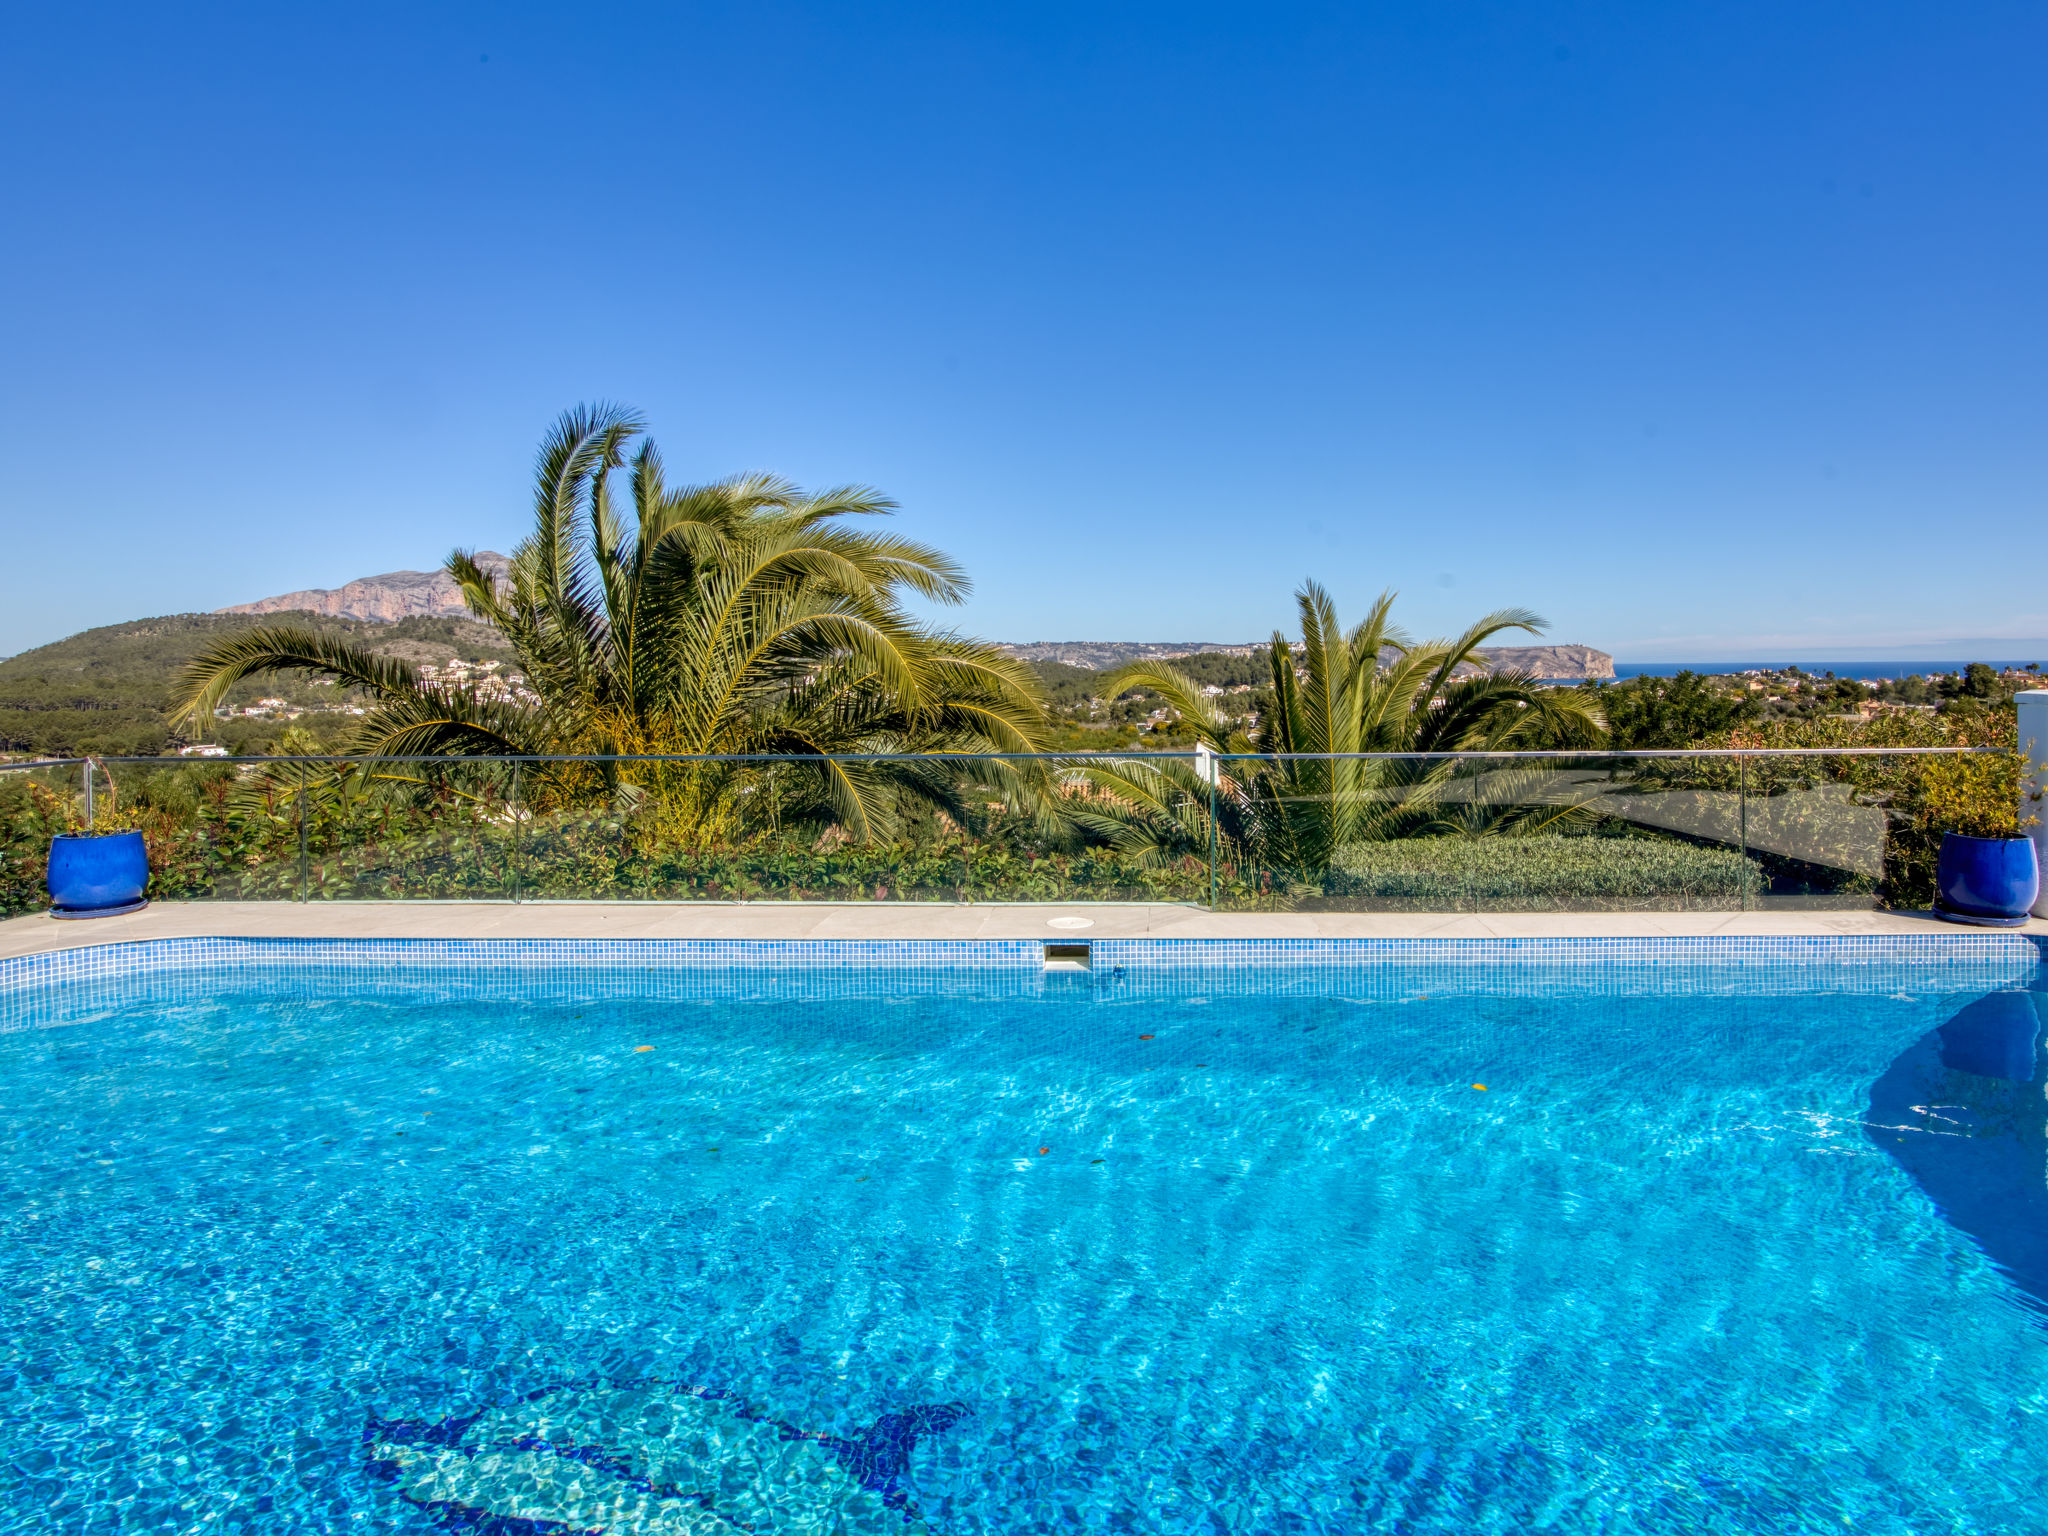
[1207,775,1218,912]
[1739,755,1750,912]
[297,762,309,903]
[82,758,95,830]
[511,762,524,903]
[1196,745,1219,912]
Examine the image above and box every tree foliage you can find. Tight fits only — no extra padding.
[1593,670,1759,750]
[174,405,1051,841]
[1068,581,1606,879]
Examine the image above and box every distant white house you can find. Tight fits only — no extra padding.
[178,744,230,758]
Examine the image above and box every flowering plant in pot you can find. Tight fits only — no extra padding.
[1929,760,2036,927]
[45,760,150,919]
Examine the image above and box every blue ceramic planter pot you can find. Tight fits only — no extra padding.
[1935,833,2039,927]
[46,830,150,918]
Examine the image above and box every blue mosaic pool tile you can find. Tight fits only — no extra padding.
[1086,935,2046,998]
[1,933,2040,1031]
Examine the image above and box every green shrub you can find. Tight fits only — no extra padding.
[1701,711,2019,908]
[1323,834,1763,911]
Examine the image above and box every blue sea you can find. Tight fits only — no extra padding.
[1615,660,2046,680]
[4,942,2048,1534]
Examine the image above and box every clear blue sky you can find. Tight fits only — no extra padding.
[3,2,2044,660]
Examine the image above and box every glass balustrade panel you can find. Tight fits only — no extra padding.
[303,759,518,902]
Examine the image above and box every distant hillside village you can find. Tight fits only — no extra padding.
[995,639,1614,679]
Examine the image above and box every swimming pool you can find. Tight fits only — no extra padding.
[3,936,2046,1534]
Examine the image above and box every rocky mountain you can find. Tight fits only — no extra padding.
[216,553,510,624]
[1471,645,1615,681]
[999,640,1614,681]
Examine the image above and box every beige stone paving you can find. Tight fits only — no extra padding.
[2,899,2038,960]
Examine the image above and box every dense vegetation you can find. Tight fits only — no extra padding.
[5,713,2002,915]
[1581,662,2033,749]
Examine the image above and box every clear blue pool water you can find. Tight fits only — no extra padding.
[4,941,2048,1534]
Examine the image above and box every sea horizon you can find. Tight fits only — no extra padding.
[1613,660,2047,681]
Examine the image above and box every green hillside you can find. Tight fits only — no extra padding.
[0,612,511,758]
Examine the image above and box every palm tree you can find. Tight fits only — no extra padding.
[176,405,1050,841]
[1069,581,1605,881]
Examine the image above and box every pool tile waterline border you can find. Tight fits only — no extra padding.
[1,935,2040,1031]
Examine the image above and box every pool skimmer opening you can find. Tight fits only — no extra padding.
[1043,941,1092,972]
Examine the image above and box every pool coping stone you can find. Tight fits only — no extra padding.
[3,899,2043,961]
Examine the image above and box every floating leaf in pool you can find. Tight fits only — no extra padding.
[1139,1034,1155,1041]
[1472,1084,1488,1091]
[635,1045,655,1053]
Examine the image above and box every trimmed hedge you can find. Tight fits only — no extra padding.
[1325,834,1765,911]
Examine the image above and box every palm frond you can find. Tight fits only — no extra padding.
[174,627,433,730]
[1094,661,1231,749]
